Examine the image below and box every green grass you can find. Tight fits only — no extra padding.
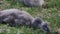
[0,0,60,34]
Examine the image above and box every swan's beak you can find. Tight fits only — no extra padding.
[42,24,50,32]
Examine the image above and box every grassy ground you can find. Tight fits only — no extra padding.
[0,0,60,34]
